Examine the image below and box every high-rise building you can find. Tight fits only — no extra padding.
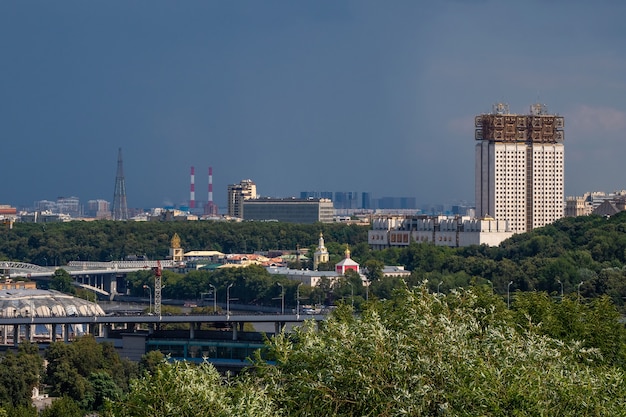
[227,179,257,218]
[475,103,564,233]
[333,191,358,210]
[86,199,111,219]
[56,196,81,217]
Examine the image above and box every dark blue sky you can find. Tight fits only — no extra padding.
[2,1,626,209]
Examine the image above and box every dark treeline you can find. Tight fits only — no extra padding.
[0,221,369,265]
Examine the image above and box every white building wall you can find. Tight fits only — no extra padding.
[530,143,564,229]
[368,216,513,248]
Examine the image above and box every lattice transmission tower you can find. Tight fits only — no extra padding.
[112,148,129,220]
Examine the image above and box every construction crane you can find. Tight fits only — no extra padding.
[152,260,162,316]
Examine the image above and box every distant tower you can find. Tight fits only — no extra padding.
[112,148,129,220]
[189,166,196,209]
[204,166,218,216]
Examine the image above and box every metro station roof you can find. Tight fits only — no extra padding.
[0,289,105,318]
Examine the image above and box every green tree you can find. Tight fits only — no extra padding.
[110,361,277,417]
[363,259,384,282]
[50,269,75,294]
[252,286,626,416]
[138,351,165,376]
[40,397,83,417]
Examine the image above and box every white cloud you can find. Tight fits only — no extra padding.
[567,105,626,135]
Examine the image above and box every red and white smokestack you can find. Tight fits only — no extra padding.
[190,166,195,209]
[208,166,213,205]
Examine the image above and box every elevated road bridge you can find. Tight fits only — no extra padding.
[0,312,327,369]
[0,260,177,298]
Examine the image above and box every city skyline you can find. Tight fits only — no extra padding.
[2,2,626,209]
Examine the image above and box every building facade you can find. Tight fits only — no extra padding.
[86,199,111,219]
[475,103,564,233]
[564,196,593,217]
[227,179,257,218]
[368,215,514,249]
[242,198,334,224]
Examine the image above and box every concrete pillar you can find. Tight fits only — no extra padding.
[232,322,238,341]
[51,324,57,342]
[2,325,7,345]
[25,324,32,342]
[13,325,19,347]
[189,324,195,340]
[64,324,70,343]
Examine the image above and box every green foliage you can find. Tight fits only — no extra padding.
[0,343,44,409]
[49,269,75,294]
[511,292,626,367]
[44,335,137,409]
[138,351,165,376]
[252,286,626,416]
[0,221,369,265]
[40,397,83,417]
[0,405,37,417]
[110,361,278,417]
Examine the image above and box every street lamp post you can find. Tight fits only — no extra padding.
[437,281,443,295]
[557,279,564,299]
[277,282,285,315]
[208,284,217,314]
[507,281,513,309]
[347,281,354,308]
[143,285,152,314]
[296,282,303,318]
[226,283,234,318]
[578,281,584,302]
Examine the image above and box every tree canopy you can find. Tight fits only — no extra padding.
[108,286,626,416]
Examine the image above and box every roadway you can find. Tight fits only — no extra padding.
[0,313,327,327]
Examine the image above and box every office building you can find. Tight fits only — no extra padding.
[227,179,257,218]
[56,196,81,217]
[86,199,111,219]
[475,103,564,233]
[242,198,334,224]
[333,192,358,210]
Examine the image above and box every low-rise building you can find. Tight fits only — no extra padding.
[242,198,334,224]
[368,215,513,249]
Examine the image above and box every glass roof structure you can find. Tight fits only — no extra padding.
[0,289,104,318]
